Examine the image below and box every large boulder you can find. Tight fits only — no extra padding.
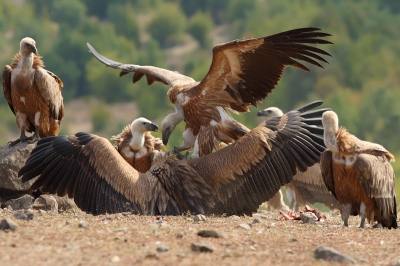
[0,142,37,191]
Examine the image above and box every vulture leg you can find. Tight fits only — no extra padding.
[286,187,296,210]
[359,202,366,228]
[341,203,352,227]
[172,146,189,160]
[8,127,31,146]
[28,125,41,144]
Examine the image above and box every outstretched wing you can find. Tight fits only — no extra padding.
[355,154,397,226]
[87,43,195,87]
[19,133,213,215]
[320,149,337,199]
[2,65,15,115]
[194,28,332,112]
[19,102,329,216]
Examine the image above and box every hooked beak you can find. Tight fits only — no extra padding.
[257,110,267,117]
[30,45,38,55]
[162,132,170,145]
[150,123,158,132]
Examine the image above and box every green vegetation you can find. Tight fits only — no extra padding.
[0,0,399,196]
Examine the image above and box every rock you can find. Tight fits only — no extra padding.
[2,194,34,210]
[392,260,400,266]
[237,223,251,230]
[230,215,240,220]
[33,195,58,212]
[78,221,89,229]
[252,218,261,224]
[314,246,355,264]
[300,212,318,224]
[111,256,120,263]
[53,195,77,211]
[193,214,207,222]
[13,209,34,220]
[0,142,37,191]
[0,218,18,231]
[197,230,223,238]
[156,244,169,252]
[176,232,183,238]
[290,238,298,242]
[191,242,214,253]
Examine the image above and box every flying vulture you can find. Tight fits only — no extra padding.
[19,101,329,216]
[320,111,397,228]
[2,37,64,146]
[87,27,331,157]
[257,106,339,211]
[110,117,163,173]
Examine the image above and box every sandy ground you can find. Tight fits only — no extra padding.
[0,208,399,266]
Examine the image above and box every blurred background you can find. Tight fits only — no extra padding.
[1,0,400,198]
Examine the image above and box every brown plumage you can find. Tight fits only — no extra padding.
[110,117,162,173]
[87,27,331,157]
[19,102,328,216]
[2,37,64,146]
[257,106,338,211]
[320,111,397,228]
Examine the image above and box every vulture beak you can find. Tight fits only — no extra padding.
[30,45,38,55]
[257,110,267,117]
[150,123,158,132]
[162,131,171,146]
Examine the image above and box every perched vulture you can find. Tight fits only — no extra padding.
[2,37,64,146]
[87,27,331,157]
[257,106,339,211]
[320,111,397,228]
[110,117,163,173]
[19,101,329,216]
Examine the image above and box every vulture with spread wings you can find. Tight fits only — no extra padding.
[2,37,64,146]
[19,102,329,216]
[87,27,331,157]
[321,111,397,228]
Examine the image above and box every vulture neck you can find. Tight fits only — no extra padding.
[323,124,339,153]
[19,52,34,72]
[129,126,146,152]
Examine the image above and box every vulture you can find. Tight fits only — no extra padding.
[110,117,163,173]
[2,37,64,146]
[320,111,397,228]
[257,106,339,211]
[19,101,329,216]
[87,27,332,158]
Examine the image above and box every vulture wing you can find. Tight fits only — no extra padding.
[320,149,337,199]
[354,153,397,226]
[2,65,15,115]
[87,43,195,87]
[19,102,328,216]
[34,68,64,121]
[194,28,332,112]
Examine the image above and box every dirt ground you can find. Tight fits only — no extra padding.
[0,208,399,266]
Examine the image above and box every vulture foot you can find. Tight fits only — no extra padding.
[8,138,22,147]
[172,146,189,160]
[8,135,36,147]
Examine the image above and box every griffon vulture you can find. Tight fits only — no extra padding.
[321,111,397,228]
[110,117,163,173]
[19,101,329,216]
[257,106,339,211]
[2,37,64,146]
[87,27,331,158]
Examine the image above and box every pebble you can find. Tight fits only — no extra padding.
[197,230,223,238]
[314,246,355,264]
[237,223,251,230]
[156,244,169,252]
[0,218,18,231]
[33,195,58,212]
[230,215,240,220]
[176,232,183,238]
[252,218,261,224]
[13,209,34,220]
[1,194,34,210]
[193,214,207,222]
[191,242,215,253]
[111,256,120,263]
[78,221,89,229]
[300,212,318,224]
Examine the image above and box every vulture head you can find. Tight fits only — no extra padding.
[161,112,184,145]
[131,117,158,134]
[322,110,339,153]
[20,37,38,55]
[257,107,284,118]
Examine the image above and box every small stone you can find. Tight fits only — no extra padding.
[237,223,251,230]
[197,230,223,238]
[39,209,47,215]
[252,218,261,224]
[63,242,75,248]
[314,246,355,264]
[33,195,58,212]
[373,223,383,229]
[191,242,214,253]
[0,218,18,231]
[111,256,120,263]
[1,194,33,210]
[13,209,34,220]
[78,221,89,229]
[156,244,169,252]
[290,238,298,242]
[193,214,207,222]
[176,232,183,238]
[300,212,318,224]
[392,260,400,266]
[230,215,240,220]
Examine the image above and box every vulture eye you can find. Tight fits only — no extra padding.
[142,122,146,125]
